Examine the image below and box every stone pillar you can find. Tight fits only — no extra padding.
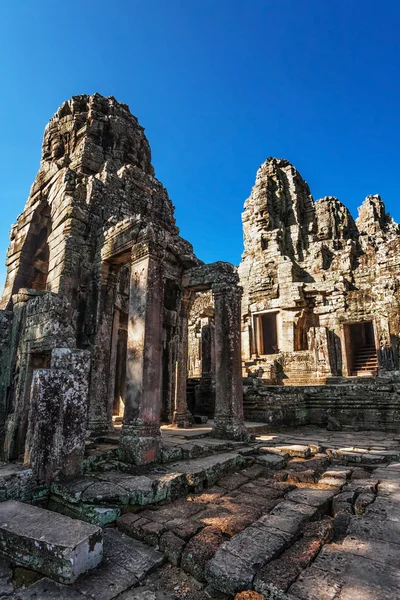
[173,290,194,428]
[24,348,90,483]
[87,263,119,435]
[119,244,163,465]
[212,284,248,441]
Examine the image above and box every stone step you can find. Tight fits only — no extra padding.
[0,500,102,583]
[51,471,187,514]
[18,529,165,600]
[165,451,247,490]
[327,448,400,464]
[205,500,317,595]
[51,452,248,519]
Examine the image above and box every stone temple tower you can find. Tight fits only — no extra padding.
[0,94,247,482]
[238,157,400,385]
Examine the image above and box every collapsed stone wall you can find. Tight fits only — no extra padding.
[238,157,400,383]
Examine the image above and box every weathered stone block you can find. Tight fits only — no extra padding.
[24,355,89,482]
[204,546,255,595]
[181,526,225,582]
[0,500,102,583]
[255,454,288,469]
[159,531,185,566]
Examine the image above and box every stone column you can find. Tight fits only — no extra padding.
[87,263,118,436]
[119,244,163,465]
[212,284,248,441]
[173,289,194,428]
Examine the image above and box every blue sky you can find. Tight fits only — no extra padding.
[1,0,399,289]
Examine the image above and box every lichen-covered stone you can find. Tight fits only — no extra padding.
[0,500,102,583]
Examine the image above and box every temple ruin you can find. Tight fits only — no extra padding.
[238,158,400,383]
[0,94,400,598]
[0,94,249,482]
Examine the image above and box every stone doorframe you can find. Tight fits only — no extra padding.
[340,318,379,377]
[182,263,249,442]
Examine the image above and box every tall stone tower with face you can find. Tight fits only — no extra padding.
[238,157,400,385]
[0,94,247,481]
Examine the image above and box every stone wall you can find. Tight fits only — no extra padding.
[244,377,400,432]
[0,311,12,435]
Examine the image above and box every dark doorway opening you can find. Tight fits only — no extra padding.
[256,312,278,355]
[345,321,378,376]
[113,313,128,417]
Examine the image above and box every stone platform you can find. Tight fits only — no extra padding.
[2,426,400,598]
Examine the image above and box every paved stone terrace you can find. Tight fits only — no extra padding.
[3,426,400,598]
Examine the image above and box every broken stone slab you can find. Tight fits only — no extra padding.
[254,501,317,535]
[321,467,353,480]
[204,546,256,595]
[344,478,378,494]
[365,496,400,521]
[275,445,312,459]
[286,488,336,514]
[341,534,400,568]
[166,451,245,489]
[254,453,288,469]
[181,525,225,582]
[332,491,355,516]
[0,500,102,583]
[288,566,342,600]
[102,528,164,580]
[348,516,400,546]
[94,472,157,504]
[313,545,400,592]
[51,476,103,503]
[221,525,292,570]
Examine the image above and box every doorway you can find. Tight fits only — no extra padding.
[113,313,128,417]
[344,321,378,376]
[255,312,279,355]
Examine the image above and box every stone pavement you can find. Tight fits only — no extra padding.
[2,425,400,598]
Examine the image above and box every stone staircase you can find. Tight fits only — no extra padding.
[351,345,378,376]
[2,431,400,598]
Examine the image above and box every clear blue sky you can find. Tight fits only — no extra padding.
[1,1,399,289]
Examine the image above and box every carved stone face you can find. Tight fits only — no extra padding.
[255,208,271,230]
